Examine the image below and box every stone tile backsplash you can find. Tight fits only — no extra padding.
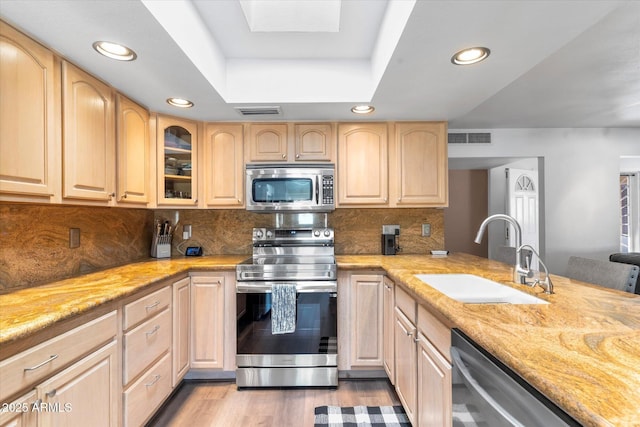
[1,204,443,290]
[156,208,445,257]
[1,204,154,291]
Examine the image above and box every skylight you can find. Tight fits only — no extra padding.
[239,0,341,32]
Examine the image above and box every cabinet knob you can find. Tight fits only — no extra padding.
[194,199,198,204]
[123,193,128,199]
[45,389,57,398]
[414,337,420,343]
[282,154,286,159]
[296,154,300,159]
[406,330,413,336]
[109,192,115,199]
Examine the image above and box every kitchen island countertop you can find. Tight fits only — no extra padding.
[1,253,639,426]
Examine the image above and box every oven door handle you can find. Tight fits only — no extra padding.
[236,283,337,294]
[315,176,319,205]
[450,346,525,426]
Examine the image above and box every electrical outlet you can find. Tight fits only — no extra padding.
[183,224,192,240]
[69,228,80,248]
[421,223,431,237]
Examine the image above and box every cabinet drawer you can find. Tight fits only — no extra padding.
[0,389,38,426]
[395,286,416,321]
[0,311,117,402]
[417,304,451,362]
[123,352,172,427]
[123,308,171,385]
[123,286,171,330]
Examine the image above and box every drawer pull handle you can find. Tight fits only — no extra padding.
[24,354,58,372]
[146,325,160,336]
[45,389,56,398]
[145,374,161,387]
[145,301,160,310]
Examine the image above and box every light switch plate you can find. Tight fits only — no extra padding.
[69,228,80,248]
[422,223,431,237]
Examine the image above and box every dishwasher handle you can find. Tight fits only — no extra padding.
[451,346,525,427]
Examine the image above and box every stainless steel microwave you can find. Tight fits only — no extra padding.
[245,164,335,212]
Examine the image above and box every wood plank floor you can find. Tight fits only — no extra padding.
[148,379,400,427]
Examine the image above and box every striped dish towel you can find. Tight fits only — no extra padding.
[271,283,296,334]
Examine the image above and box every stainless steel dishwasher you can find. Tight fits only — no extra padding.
[451,329,580,427]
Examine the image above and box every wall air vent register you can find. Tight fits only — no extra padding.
[448,133,492,144]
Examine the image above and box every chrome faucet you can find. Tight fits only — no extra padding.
[518,244,554,294]
[474,214,529,284]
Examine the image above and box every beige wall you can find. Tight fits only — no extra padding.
[444,170,488,257]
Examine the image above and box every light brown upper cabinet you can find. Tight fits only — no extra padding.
[246,123,288,162]
[246,123,335,163]
[337,123,388,206]
[389,122,448,207]
[0,22,60,202]
[156,115,199,207]
[203,124,244,208]
[62,61,116,204]
[294,123,335,162]
[116,94,150,206]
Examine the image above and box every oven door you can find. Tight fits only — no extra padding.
[235,281,337,387]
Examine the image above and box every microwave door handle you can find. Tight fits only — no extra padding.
[315,176,319,205]
[450,347,525,427]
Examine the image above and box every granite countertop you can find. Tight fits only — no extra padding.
[1,253,639,426]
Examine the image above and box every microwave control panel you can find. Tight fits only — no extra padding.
[322,175,334,204]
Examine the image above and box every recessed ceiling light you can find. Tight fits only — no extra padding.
[351,105,375,114]
[166,98,194,108]
[92,41,137,61]
[451,47,490,65]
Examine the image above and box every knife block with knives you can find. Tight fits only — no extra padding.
[151,220,173,258]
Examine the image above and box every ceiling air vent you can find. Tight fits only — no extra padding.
[448,132,491,144]
[234,106,282,116]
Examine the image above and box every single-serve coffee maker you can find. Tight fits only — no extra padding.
[381,225,400,255]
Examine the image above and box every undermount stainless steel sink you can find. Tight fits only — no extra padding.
[414,274,549,305]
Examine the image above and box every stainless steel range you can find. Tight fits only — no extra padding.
[235,226,337,387]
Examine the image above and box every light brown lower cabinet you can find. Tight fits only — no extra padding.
[172,277,191,386]
[350,274,384,367]
[0,310,119,427]
[394,305,418,425]
[123,352,172,427]
[0,390,38,427]
[190,274,225,369]
[37,341,118,427]
[383,277,395,383]
[121,284,173,426]
[417,332,452,427]
[393,284,453,427]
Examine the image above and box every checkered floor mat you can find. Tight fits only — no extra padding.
[314,405,410,427]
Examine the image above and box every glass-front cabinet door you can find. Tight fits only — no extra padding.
[157,115,198,206]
